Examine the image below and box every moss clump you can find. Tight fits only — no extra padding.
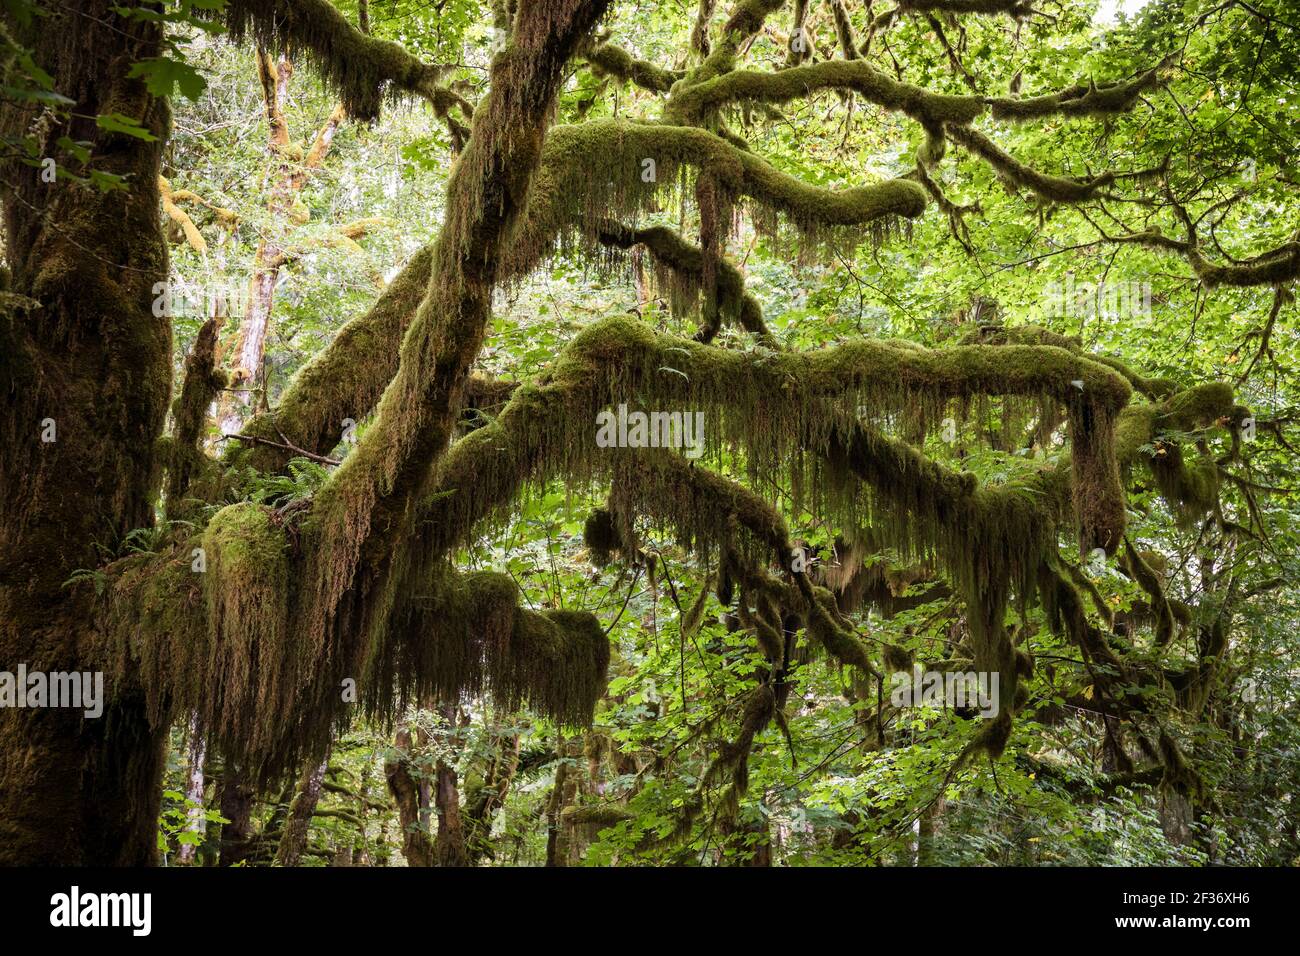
[220,0,445,119]
[586,43,680,93]
[201,502,293,760]
[583,507,623,565]
[1156,381,1235,432]
[373,571,610,729]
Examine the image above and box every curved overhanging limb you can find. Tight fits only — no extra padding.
[218,0,467,120]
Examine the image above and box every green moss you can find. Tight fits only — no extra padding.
[586,43,680,93]
[1157,381,1235,432]
[201,502,294,759]
[515,119,927,274]
[1123,537,1175,648]
[1188,243,1300,288]
[221,0,445,119]
[947,124,1117,204]
[167,316,226,517]
[988,65,1167,122]
[583,507,622,565]
[667,59,985,127]
[234,245,435,473]
[1150,445,1220,524]
[371,570,610,729]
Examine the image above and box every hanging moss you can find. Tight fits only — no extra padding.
[1068,395,1125,555]
[597,222,775,344]
[294,0,612,730]
[583,507,622,565]
[201,502,294,760]
[1123,537,1175,648]
[102,548,206,730]
[1150,443,1220,524]
[513,119,927,276]
[220,0,447,119]
[371,570,609,729]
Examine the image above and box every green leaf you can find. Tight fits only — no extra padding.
[95,112,157,141]
[127,56,207,101]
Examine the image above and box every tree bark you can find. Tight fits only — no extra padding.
[0,0,172,865]
[217,772,257,867]
[177,715,209,865]
[275,750,330,866]
[217,53,345,437]
[384,726,434,867]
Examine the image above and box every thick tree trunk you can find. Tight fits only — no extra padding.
[0,0,172,864]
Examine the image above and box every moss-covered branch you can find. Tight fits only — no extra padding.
[945,124,1120,203]
[219,0,459,119]
[986,62,1169,122]
[515,118,927,273]
[596,221,774,344]
[586,43,682,93]
[667,58,985,127]
[166,317,226,516]
[297,0,612,720]
[896,0,1036,15]
[233,246,434,472]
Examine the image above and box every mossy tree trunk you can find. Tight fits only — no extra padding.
[275,751,331,866]
[0,0,172,865]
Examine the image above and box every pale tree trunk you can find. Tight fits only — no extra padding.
[177,714,208,864]
[217,52,345,438]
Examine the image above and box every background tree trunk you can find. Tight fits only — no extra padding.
[276,751,331,866]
